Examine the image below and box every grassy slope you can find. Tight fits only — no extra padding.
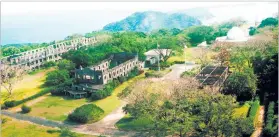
[29,74,145,122]
[1,116,94,137]
[1,68,54,104]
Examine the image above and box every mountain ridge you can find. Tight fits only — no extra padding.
[103,11,202,32]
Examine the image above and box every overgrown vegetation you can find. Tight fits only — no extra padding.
[91,67,142,100]
[68,104,104,123]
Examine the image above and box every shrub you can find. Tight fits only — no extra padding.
[91,80,120,100]
[174,61,185,64]
[43,61,56,68]
[68,104,104,123]
[263,101,277,137]
[119,76,127,83]
[248,99,260,123]
[21,105,31,113]
[4,100,16,108]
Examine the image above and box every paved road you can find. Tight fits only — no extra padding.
[163,64,198,80]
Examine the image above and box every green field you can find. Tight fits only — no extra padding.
[1,68,54,104]
[29,74,145,122]
[1,116,94,137]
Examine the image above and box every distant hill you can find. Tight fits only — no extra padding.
[103,11,202,32]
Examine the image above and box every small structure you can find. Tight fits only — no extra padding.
[144,49,172,65]
[66,52,143,98]
[195,65,229,92]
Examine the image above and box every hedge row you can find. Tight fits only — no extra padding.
[3,87,53,109]
[248,99,260,120]
[263,101,277,137]
[68,104,104,123]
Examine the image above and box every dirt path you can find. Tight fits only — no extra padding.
[2,65,197,136]
[251,106,265,137]
[9,94,49,112]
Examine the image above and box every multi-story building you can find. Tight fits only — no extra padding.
[67,52,144,98]
[1,37,97,71]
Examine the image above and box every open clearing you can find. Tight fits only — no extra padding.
[29,74,145,122]
[1,116,95,137]
[1,68,54,104]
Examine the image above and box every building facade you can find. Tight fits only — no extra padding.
[2,37,97,71]
[68,52,144,98]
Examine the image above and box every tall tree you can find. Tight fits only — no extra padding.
[0,64,26,99]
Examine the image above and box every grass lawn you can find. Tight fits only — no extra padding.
[167,47,217,64]
[116,114,153,131]
[233,102,251,118]
[1,68,54,104]
[29,74,145,122]
[1,116,94,137]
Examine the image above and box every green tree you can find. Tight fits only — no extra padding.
[223,70,257,101]
[258,17,278,28]
[45,70,70,86]
[187,26,216,46]
[57,59,75,71]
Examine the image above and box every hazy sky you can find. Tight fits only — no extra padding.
[1,2,278,45]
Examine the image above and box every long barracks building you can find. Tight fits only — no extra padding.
[2,37,97,71]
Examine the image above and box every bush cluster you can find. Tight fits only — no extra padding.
[21,105,31,113]
[145,71,164,78]
[68,104,104,123]
[42,61,56,68]
[263,101,277,137]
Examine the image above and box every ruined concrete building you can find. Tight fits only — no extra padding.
[2,37,97,71]
[67,52,144,98]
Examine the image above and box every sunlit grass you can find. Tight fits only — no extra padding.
[29,74,145,122]
[1,68,54,104]
[1,116,95,137]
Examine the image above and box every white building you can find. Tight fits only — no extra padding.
[215,26,250,42]
[144,49,172,65]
